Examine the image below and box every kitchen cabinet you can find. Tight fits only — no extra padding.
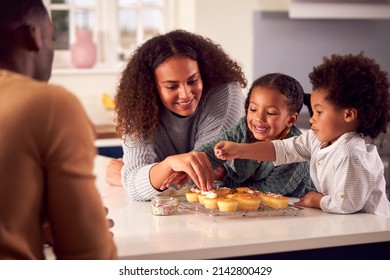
[94,124,123,158]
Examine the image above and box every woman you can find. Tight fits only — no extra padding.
[106,29,247,201]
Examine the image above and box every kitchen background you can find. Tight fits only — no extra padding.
[46,0,390,196]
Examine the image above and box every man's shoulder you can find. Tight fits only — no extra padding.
[5,71,76,101]
[1,71,81,114]
[28,80,81,111]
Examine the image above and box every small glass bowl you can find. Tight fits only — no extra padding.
[151,196,179,216]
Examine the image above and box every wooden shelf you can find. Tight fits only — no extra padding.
[94,124,118,139]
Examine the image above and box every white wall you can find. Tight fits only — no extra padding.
[194,0,288,85]
[49,70,121,125]
[49,0,289,124]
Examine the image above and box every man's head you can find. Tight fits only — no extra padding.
[0,0,54,81]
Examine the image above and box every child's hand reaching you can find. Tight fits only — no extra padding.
[214,141,240,160]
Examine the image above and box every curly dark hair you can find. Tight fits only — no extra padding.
[244,73,305,143]
[115,29,247,141]
[309,52,390,139]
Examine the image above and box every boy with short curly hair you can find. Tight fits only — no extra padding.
[214,53,390,217]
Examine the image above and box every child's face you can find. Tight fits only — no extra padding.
[309,89,350,144]
[246,86,297,141]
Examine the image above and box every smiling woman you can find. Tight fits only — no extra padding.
[104,29,247,201]
[155,56,203,117]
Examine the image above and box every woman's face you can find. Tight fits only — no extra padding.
[155,56,203,117]
[246,86,297,141]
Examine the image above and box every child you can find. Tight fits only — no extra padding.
[215,53,390,217]
[193,73,316,197]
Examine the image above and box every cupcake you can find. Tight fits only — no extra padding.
[197,190,214,205]
[262,192,289,209]
[197,194,206,205]
[204,192,219,209]
[225,192,250,200]
[217,198,239,212]
[186,192,199,203]
[236,196,261,211]
[215,187,231,197]
[185,186,201,203]
[235,186,251,193]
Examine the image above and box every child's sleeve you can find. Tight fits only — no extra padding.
[272,130,313,165]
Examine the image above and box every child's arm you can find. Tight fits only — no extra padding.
[214,141,276,161]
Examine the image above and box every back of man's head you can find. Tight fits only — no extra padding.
[0,0,54,81]
[0,0,47,29]
[0,0,47,54]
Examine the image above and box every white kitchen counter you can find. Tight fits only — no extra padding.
[94,156,390,260]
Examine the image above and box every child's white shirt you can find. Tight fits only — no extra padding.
[272,130,390,217]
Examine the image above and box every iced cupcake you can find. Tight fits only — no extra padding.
[204,191,219,209]
[185,186,201,203]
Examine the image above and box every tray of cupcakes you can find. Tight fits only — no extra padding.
[181,186,303,217]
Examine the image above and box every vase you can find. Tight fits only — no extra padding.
[70,29,97,68]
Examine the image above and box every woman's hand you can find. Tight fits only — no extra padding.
[214,141,241,160]
[163,151,214,191]
[105,158,124,186]
[160,166,226,190]
[161,171,191,190]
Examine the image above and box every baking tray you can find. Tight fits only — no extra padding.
[180,201,303,218]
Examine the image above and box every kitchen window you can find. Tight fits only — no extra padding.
[43,0,170,70]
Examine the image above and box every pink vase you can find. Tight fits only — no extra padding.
[71,29,97,68]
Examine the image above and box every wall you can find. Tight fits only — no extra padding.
[253,12,390,128]
[49,1,390,124]
[251,12,390,193]
[49,0,288,124]
[253,12,390,93]
[49,70,121,125]
[194,0,289,85]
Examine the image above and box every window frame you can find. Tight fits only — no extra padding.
[43,0,173,71]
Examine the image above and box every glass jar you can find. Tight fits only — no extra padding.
[151,196,179,216]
